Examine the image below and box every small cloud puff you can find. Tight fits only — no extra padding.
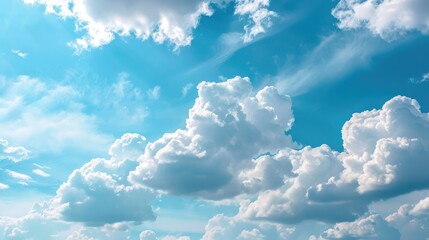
[318,214,400,240]
[48,133,156,226]
[0,139,30,162]
[11,49,27,58]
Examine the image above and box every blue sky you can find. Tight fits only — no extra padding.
[0,0,429,239]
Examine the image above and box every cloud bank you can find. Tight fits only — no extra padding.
[3,77,428,239]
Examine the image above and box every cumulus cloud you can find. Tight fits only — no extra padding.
[239,95,429,224]
[322,214,400,240]
[24,0,276,52]
[386,196,429,239]
[0,183,9,190]
[310,96,429,203]
[83,77,429,227]
[181,83,194,97]
[0,139,30,162]
[202,214,295,240]
[129,76,296,199]
[0,203,70,240]
[332,0,429,39]
[238,145,367,223]
[24,0,215,52]
[3,75,426,238]
[234,0,278,42]
[49,133,157,226]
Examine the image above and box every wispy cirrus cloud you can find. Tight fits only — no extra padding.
[409,72,429,84]
[32,169,50,178]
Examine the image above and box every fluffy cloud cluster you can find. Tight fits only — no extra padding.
[240,95,429,224]
[238,145,364,223]
[332,0,429,39]
[47,77,429,232]
[235,0,277,42]
[311,96,429,201]
[5,76,428,238]
[0,139,29,162]
[321,214,400,240]
[129,76,296,199]
[24,0,277,52]
[49,133,157,226]
[386,196,429,239]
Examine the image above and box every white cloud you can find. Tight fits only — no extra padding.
[24,0,276,53]
[32,169,50,177]
[234,0,278,42]
[0,183,9,190]
[140,230,158,240]
[147,86,161,100]
[386,196,429,239]
[108,133,147,161]
[5,170,32,182]
[410,197,429,216]
[322,214,400,240]
[129,76,296,200]
[24,0,215,53]
[239,95,429,224]
[49,133,157,226]
[311,96,429,198]
[181,83,194,97]
[0,75,113,155]
[332,0,429,39]
[238,145,362,223]
[0,208,70,240]
[0,139,30,162]
[2,75,426,238]
[11,49,27,59]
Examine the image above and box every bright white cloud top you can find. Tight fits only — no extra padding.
[130,76,295,199]
[333,0,429,39]
[24,0,277,52]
